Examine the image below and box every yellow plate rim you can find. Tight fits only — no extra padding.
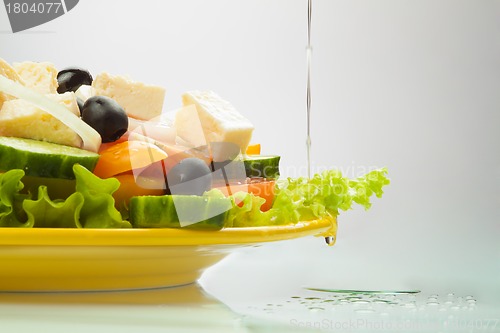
[0,218,334,247]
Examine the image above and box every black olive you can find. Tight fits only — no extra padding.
[81,96,128,143]
[166,158,212,196]
[57,67,93,93]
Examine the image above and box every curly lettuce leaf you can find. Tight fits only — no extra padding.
[9,165,131,228]
[73,164,131,228]
[0,169,30,227]
[23,186,84,228]
[227,168,390,227]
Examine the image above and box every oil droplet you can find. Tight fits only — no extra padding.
[304,297,321,300]
[373,298,391,303]
[309,307,325,312]
[427,301,440,306]
[402,302,416,308]
[355,308,376,314]
[291,296,301,299]
[352,300,371,305]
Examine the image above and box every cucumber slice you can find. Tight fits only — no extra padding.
[243,155,280,179]
[0,136,99,179]
[130,195,231,230]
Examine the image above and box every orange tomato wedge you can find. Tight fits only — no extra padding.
[215,178,275,212]
[93,140,168,179]
[246,143,261,155]
[112,172,165,209]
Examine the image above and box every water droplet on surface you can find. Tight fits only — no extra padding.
[402,302,416,308]
[427,301,440,306]
[372,299,387,304]
[352,300,371,305]
[309,307,324,312]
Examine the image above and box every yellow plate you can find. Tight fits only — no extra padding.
[0,218,334,292]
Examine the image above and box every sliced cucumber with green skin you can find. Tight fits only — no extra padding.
[0,136,99,179]
[243,155,280,179]
[130,195,231,230]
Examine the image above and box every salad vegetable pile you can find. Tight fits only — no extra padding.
[0,59,390,236]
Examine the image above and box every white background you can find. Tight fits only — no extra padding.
[1,0,499,307]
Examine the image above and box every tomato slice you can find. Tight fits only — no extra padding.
[215,178,275,212]
[93,140,168,179]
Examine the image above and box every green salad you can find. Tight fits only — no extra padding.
[0,59,390,233]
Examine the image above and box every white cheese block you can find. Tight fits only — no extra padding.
[13,61,58,94]
[178,90,254,161]
[0,92,82,148]
[74,84,96,102]
[0,58,24,109]
[92,72,165,120]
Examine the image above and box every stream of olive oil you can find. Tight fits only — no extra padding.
[306,0,312,179]
[306,1,334,245]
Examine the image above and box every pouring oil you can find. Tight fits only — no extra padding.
[306,0,312,179]
[305,1,336,246]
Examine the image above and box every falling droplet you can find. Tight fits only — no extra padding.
[325,236,335,245]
